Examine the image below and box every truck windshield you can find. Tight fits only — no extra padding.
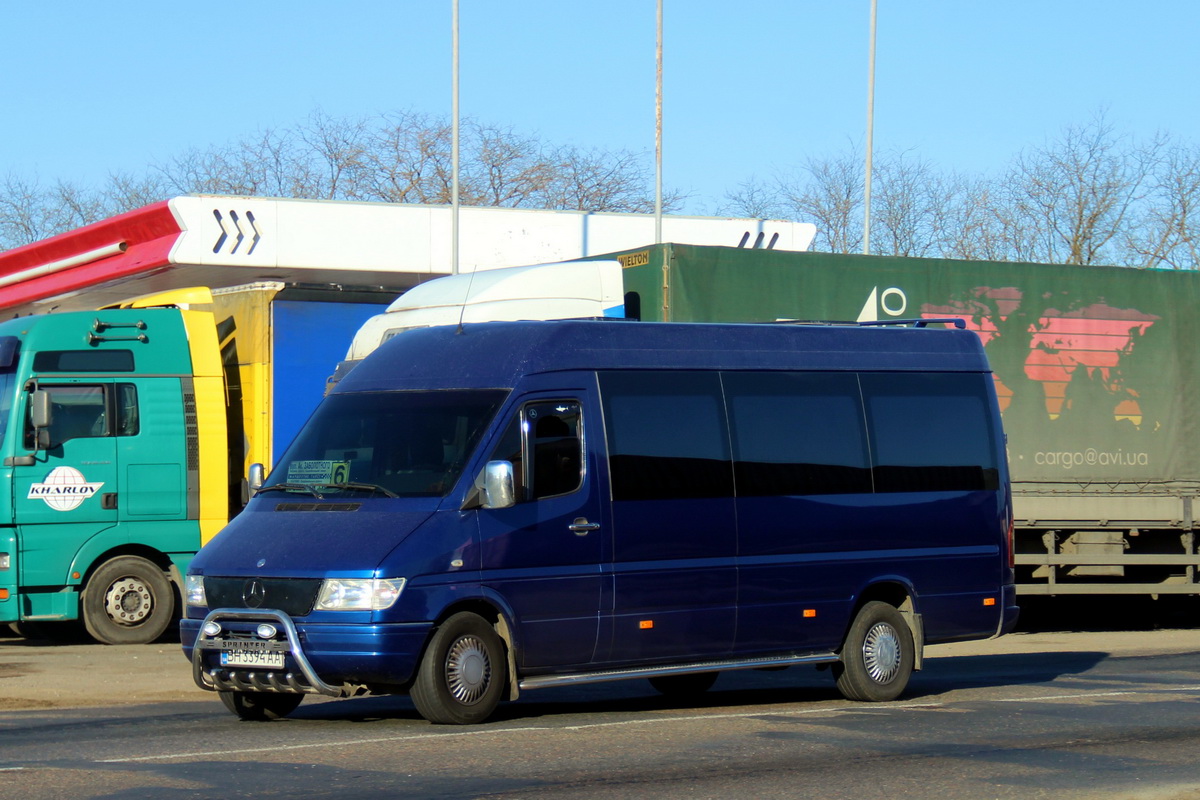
[0,370,13,451]
[267,389,508,498]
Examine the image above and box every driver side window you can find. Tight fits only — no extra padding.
[23,384,139,449]
[487,400,583,502]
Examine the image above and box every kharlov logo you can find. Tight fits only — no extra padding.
[28,466,104,512]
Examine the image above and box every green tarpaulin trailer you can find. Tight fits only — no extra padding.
[599,243,1200,598]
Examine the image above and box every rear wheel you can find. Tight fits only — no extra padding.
[219,691,304,721]
[834,601,914,702]
[82,555,175,644]
[410,612,507,725]
[648,671,719,697]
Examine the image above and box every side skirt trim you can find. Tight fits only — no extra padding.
[519,652,839,691]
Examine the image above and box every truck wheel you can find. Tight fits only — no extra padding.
[219,691,304,721]
[82,555,175,645]
[648,671,719,697]
[834,601,914,702]
[410,612,507,725]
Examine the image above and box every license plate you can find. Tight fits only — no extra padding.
[220,649,286,668]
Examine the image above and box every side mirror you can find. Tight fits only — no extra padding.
[482,460,515,510]
[248,463,265,496]
[30,390,52,450]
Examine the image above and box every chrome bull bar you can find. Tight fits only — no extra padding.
[191,608,357,698]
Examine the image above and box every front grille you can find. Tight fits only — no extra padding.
[204,577,323,616]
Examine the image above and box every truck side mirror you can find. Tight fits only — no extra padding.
[248,463,265,496]
[30,390,52,450]
[482,460,515,510]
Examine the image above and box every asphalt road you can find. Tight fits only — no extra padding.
[2,628,1200,799]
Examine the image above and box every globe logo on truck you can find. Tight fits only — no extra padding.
[28,467,104,512]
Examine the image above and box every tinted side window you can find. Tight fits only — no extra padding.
[860,372,999,492]
[599,371,733,501]
[726,372,872,496]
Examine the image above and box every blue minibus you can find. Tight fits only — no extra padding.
[181,319,1018,724]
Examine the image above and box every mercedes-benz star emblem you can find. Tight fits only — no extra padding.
[243,578,267,608]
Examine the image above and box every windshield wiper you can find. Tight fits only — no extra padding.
[311,481,399,498]
[256,483,325,499]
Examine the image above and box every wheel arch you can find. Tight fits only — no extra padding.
[76,544,176,591]
[424,596,521,701]
[843,579,925,670]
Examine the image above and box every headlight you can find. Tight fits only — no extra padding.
[185,574,207,607]
[316,578,406,611]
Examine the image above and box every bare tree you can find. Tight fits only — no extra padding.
[0,173,58,246]
[467,122,549,207]
[297,110,370,200]
[104,172,172,214]
[773,149,864,254]
[1002,113,1161,265]
[1122,141,1200,269]
[539,145,666,213]
[719,176,786,220]
[358,110,458,204]
[871,150,961,258]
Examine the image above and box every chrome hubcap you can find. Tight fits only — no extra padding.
[446,635,491,705]
[104,577,152,625]
[863,622,902,683]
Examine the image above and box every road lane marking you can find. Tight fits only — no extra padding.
[94,686,1200,765]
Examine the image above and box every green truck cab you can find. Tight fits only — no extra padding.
[0,301,229,643]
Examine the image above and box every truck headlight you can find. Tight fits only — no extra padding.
[185,574,207,607]
[316,578,406,611]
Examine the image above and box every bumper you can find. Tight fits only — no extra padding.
[182,608,433,696]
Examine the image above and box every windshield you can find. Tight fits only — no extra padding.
[267,389,508,498]
[0,370,13,451]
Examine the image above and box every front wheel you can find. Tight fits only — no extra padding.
[834,601,914,702]
[219,691,304,721]
[410,612,508,725]
[82,555,175,645]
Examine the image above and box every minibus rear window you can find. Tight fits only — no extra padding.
[860,373,1000,492]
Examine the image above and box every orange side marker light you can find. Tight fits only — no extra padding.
[983,597,996,606]
[639,620,654,630]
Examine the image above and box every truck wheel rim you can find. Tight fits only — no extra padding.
[446,635,491,705]
[104,577,153,625]
[863,622,901,683]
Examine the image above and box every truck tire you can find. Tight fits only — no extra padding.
[81,555,175,645]
[834,601,914,702]
[410,612,507,725]
[219,690,304,721]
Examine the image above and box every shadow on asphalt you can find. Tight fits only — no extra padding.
[285,648,1112,726]
[910,650,1108,694]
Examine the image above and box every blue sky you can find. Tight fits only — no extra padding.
[2,1,1196,216]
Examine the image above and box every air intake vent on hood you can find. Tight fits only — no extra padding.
[275,503,362,512]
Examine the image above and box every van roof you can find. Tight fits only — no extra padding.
[335,319,991,393]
